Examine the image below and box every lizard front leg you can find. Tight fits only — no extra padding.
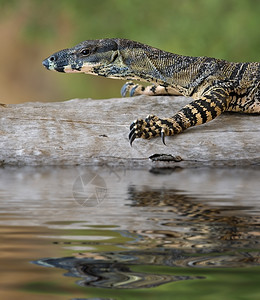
[129,86,230,145]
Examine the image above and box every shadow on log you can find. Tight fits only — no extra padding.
[0,96,259,166]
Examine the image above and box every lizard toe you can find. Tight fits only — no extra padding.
[129,119,145,144]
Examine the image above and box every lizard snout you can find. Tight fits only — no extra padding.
[42,54,58,70]
[42,58,50,69]
[42,54,65,72]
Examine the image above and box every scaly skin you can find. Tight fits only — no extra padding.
[42,38,260,145]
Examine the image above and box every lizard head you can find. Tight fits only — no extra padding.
[42,38,136,79]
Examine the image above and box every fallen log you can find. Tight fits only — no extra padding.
[0,96,259,166]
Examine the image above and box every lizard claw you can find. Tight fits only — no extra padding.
[121,81,134,97]
[129,128,136,146]
[129,119,143,146]
[120,84,128,97]
[161,129,166,145]
[130,85,138,97]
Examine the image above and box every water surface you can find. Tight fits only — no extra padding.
[0,166,259,299]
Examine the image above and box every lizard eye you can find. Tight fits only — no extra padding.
[80,48,90,56]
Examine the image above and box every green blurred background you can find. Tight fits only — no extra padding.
[1,0,260,103]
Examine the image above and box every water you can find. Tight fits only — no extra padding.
[0,166,259,300]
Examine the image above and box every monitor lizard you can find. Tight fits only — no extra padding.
[42,38,260,145]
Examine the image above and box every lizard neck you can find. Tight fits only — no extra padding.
[118,39,220,96]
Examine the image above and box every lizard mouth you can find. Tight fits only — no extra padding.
[42,56,98,74]
[64,63,98,74]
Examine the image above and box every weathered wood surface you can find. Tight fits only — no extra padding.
[0,96,259,166]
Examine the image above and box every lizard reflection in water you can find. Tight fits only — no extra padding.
[33,186,260,289]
